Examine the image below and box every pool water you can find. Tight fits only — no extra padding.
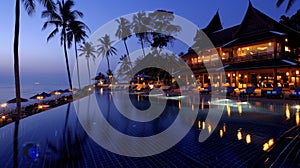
[0,90,298,167]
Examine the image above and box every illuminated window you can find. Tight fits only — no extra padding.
[285,46,290,52]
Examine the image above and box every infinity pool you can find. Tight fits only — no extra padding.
[0,90,298,167]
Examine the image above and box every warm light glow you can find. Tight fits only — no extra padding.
[233,73,235,77]
[246,47,249,51]
[217,76,220,79]
[285,104,290,120]
[237,130,242,140]
[88,87,92,91]
[296,70,299,75]
[1,103,7,108]
[285,46,290,52]
[100,88,103,95]
[238,104,242,116]
[286,72,289,76]
[268,138,274,147]
[202,121,206,129]
[191,74,194,78]
[285,38,288,42]
[208,76,210,79]
[296,111,299,125]
[244,75,247,78]
[246,134,251,144]
[178,75,181,79]
[270,104,274,112]
[268,42,272,46]
[222,52,225,56]
[227,73,230,77]
[178,101,182,109]
[37,96,44,100]
[223,123,227,133]
[201,98,204,110]
[54,91,61,95]
[38,105,43,109]
[219,129,224,138]
[1,116,5,119]
[191,104,194,111]
[227,105,231,117]
[137,94,141,102]
[208,124,212,134]
[238,74,241,78]
[257,47,267,50]
[198,120,201,129]
[263,143,269,151]
[238,48,241,51]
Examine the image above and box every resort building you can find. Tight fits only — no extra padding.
[182,2,300,94]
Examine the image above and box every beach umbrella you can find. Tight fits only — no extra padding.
[30,92,51,99]
[7,97,28,104]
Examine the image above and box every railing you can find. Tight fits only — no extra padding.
[186,52,299,68]
[223,52,275,64]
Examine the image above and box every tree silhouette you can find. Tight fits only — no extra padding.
[79,42,97,85]
[277,0,297,12]
[67,20,90,89]
[97,34,117,76]
[131,12,150,57]
[115,17,132,67]
[42,0,85,90]
[13,0,55,166]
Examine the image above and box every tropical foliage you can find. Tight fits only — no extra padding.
[79,42,97,85]
[42,0,87,90]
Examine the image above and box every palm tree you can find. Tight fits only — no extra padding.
[115,17,132,67]
[277,0,296,12]
[67,21,90,89]
[131,12,149,57]
[117,54,131,78]
[42,0,84,90]
[13,1,55,167]
[97,34,117,76]
[78,42,97,85]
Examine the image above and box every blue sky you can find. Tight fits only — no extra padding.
[0,0,299,86]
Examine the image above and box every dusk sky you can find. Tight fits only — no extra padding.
[0,0,299,86]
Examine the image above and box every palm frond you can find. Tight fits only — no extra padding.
[22,0,35,15]
[47,28,59,42]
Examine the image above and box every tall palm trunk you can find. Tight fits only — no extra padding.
[13,1,21,167]
[106,56,111,72]
[140,36,146,58]
[86,58,91,85]
[63,28,73,90]
[74,39,81,89]
[123,39,132,66]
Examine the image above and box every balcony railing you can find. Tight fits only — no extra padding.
[186,52,299,69]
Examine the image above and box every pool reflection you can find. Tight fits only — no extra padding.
[0,91,299,167]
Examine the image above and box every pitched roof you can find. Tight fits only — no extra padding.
[203,11,223,34]
[182,1,300,57]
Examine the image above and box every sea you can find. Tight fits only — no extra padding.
[0,82,69,104]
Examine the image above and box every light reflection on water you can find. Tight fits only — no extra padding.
[0,91,299,167]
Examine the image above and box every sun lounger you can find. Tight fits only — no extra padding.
[162,86,173,92]
[266,87,283,98]
[239,86,256,97]
[289,87,300,98]
[220,86,235,96]
[200,86,212,95]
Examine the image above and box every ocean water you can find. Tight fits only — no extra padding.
[0,83,69,104]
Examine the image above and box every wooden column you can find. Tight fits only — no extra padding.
[230,72,233,86]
